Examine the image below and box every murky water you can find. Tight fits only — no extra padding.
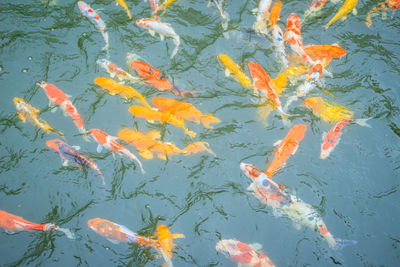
[1,0,400,266]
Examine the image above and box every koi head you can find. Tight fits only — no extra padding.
[320,139,334,159]
[77,1,90,12]
[216,239,257,264]
[87,218,101,233]
[13,98,26,111]
[136,18,149,28]
[46,139,64,152]
[308,63,323,81]
[240,163,263,180]
[89,128,107,144]
[96,59,110,70]
[302,97,320,109]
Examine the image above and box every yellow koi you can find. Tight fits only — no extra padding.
[159,0,177,11]
[325,0,358,29]
[13,97,64,136]
[94,77,151,108]
[302,97,354,122]
[115,0,132,19]
[217,54,254,91]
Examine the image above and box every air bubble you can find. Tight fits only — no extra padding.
[28,56,32,61]
[22,68,28,73]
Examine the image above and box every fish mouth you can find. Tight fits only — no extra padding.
[320,152,328,159]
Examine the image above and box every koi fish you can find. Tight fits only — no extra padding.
[89,128,145,174]
[78,1,109,51]
[97,59,142,83]
[216,239,275,267]
[129,60,194,97]
[321,118,371,159]
[115,0,132,19]
[129,105,196,138]
[304,44,346,60]
[152,97,221,129]
[325,0,358,29]
[88,218,158,246]
[304,0,328,19]
[217,54,254,91]
[248,61,291,118]
[136,18,180,58]
[240,163,357,249]
[272,25,288,68]
[153,225,184,263]
[39,82,87,139]
[0,209,74,239]
[253,0,272,35]
[285,62,323,110]
[46,139,105,185]
[149,0,159,16]
[366,0,400,27]
[265,124,307,178]
[118,128,214,160]
[13,97,64,137]
[94,77,152,108]
[268,0,282,27]
[303,97,354,123]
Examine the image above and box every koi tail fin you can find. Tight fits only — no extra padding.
[79,128,91,142]
[354,118,372,128]
[183,142,216,156]
[333,238,357,250]
[200,114,221,129]
[170,36,180,59]
[54,226,75,239]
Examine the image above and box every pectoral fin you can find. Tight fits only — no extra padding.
[159,34,165,41]
[352,8,357,16]
[139,150,153,159]
[62,160,69,166]
[72,146,80,150]
[273,139,282,147]
[97,145,103,153]
[149,29,156,36]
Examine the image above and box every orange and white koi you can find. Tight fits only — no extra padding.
[115,0,132,19]
[78,1,109,51]
[129,60,194,97]
[152,97,221,129]
[136,18,180,58]
[0,209,74,239]
[13,97,64,137]
[303,97,354,123]
[325,0,358,29]
[89,128,144,174]
[265,124,307,178]
[39,82,87,138]
[248,61,291,118]
[118,128,214,160]
[46,139,105,185]
[94,77,152,108]
[97,59,142,83]
[366,0,400,27]
[304,0,328,19]
[216,239,275,267]
[272,25,288,67]
[285,62,323,110]
[320,118,371,159]
[129,105,196,138]
[240,163,357,249]
[217,54,254,91]
[153,225,184,264]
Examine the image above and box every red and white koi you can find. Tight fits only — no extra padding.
[39,82,88,139]
[284,62,323,110]
[136,18,180,58]
[0,209,74,239]
[321,118,371,159]
[78,1,109,51]
[89,128,145,174]
[97,59,142,83]
[272,25,288,67]
[240,163,357,249]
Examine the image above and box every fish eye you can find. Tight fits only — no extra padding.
[251,168,261,177]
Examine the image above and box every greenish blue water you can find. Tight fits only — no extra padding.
[1,0,400,266]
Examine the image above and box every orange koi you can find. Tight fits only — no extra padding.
[268,0,282,27]
[128,105,196,138]
[153,225,184,262]
[304,44,346,60]
[39,82,87,138]
[0,209,73,238]
[216,239,275,267]
[89,128,144,174]
[129,60,195,97]
[118,128,214,160]
[152,97,221,129]
[265,124,307,178]
[46,139,105,185]
[320,118,371,159]
[303,97,354,122]
[94,77,151,108]
[366,0,400,27]
[248,61,291,118]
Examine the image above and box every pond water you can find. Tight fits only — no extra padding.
[1,0,400,266]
